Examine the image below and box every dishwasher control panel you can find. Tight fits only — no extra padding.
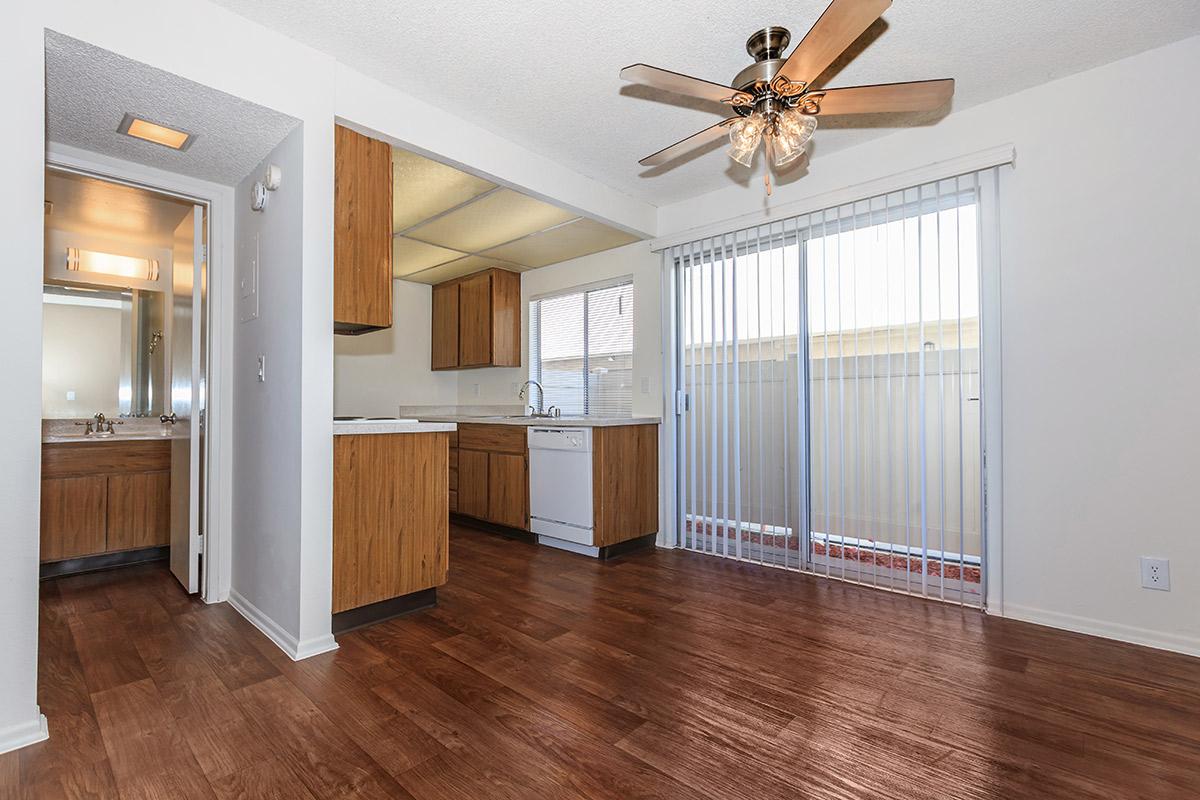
[528,427,592,452]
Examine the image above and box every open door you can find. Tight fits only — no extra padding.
[168,205,206,593]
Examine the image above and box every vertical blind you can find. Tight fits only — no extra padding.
[667,167,1000,607]
[529,280,634,417]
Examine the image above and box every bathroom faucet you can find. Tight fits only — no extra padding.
[517,380,545,415]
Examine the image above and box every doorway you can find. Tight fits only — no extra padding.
[40,166,209,595]
[666,167,1002,607]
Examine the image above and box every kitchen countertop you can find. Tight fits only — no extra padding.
[414,414,661,428]
[334,419,457,436]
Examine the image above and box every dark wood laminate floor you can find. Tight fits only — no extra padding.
[5,525,1199,799]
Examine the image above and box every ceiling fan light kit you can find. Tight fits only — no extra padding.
[620,0,954,191]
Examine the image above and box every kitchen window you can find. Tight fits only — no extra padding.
[529,280,633,417]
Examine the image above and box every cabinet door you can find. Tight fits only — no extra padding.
[107,471,171,552]
[41,476,108,562]
[431,282,460,369]
[457,448,489,519]
[490,268,522,367]
[334,124,393,332]
[487,453,528,530]
[458,272,493,367]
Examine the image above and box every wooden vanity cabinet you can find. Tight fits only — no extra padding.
[334,124,393,335]
[430,268,521,370]
[451,423,529,529]
[41,440,171,563]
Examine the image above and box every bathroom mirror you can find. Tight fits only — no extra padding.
[42,284,168,419]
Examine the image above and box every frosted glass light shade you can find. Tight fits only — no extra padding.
[773,109,818,166]
[727,113,766,168]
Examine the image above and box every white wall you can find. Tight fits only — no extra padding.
[334,280,459,416]
[232,126,334,657]
[657,35,1200,655]
[335,244,664,421]
[0,6,49,755]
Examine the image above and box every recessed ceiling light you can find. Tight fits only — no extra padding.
[117,113,194,151]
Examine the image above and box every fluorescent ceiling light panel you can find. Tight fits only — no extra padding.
[118,113,194,151]
[480,218,641,268]
[405,189,576,253]
[392,236,465,277]
[392,149,496,231]
[402,255,524,285]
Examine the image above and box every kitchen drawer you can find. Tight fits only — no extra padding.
[458,423,526,455]
[448,489,458,513]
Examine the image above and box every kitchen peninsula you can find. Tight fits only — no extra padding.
[332,418,456,632]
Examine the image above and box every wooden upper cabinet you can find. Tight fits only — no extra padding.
[430,268,521,370]
[431,282,460,370]
[334,124,393,335]
[458,272,492,367]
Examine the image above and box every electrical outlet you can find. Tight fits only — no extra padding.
[1140,557,1170,591]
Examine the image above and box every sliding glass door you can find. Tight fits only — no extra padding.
[668,168,997,607]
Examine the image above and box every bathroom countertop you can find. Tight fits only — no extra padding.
[42,418,183,444]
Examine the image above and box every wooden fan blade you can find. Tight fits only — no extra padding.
[813,79,954,115]
[777,0,892,88]
[639,119,738,167]
[620,63,744,105]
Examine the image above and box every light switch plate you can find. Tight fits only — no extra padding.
[1140,557,1170,591]
[256,355,266,383]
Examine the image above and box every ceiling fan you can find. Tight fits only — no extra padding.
[620,0,953,188]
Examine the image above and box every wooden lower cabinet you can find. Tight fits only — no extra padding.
[457,448,489,519]
[487,452,528,529]
[107,472,172,552]
[451,423,529,530]
[449,422,657,548]
[40,440,172,563]
[333,432,449,614]
[40,476,108,561]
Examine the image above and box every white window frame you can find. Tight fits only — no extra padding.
[529,275,635,417]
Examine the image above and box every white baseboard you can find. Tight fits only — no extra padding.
[0,713,48,755]
[1001,603,1200,659]
[227,590,338,662]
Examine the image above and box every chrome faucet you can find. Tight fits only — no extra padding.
[517,380,545,415]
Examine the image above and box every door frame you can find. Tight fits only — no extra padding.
[45,142,234,604]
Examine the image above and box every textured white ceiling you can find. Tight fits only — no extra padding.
[45,31,299,186]
[211,0,1200,205]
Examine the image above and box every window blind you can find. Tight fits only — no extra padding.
[529,281,633,417]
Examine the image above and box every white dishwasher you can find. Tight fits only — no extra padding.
[527,427,597,555]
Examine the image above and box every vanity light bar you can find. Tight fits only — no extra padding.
[66,247,159,282]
